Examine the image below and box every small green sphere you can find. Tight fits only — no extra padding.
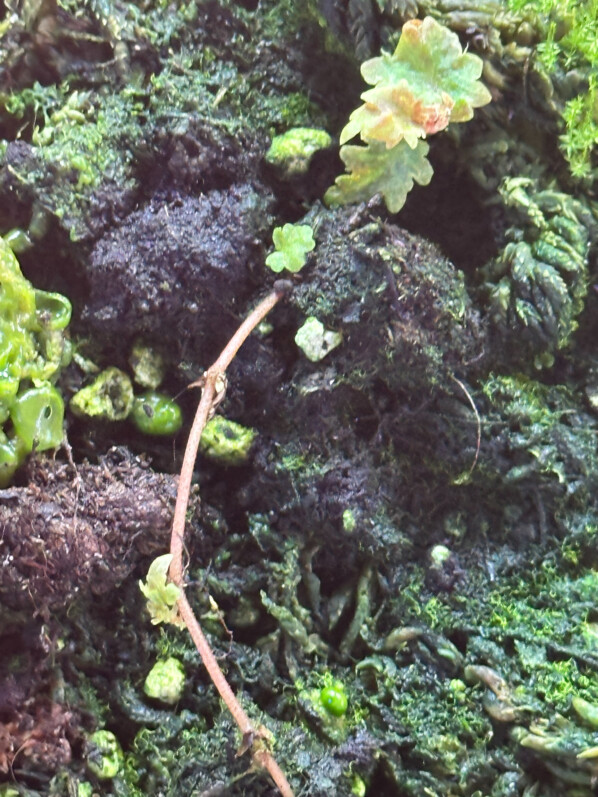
[320,682,348,717]
[131,392,183,436]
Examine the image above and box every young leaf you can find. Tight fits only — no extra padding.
[139,553,184,627]
[341,16,491,149]
[265,223,315,273]
[325,139,433,213]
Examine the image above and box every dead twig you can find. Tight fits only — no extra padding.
[169,285,294,797]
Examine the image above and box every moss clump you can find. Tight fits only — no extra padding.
[266,127,332,177]
[86,730,124,780]
[143,658,186,705]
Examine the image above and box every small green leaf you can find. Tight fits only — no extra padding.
[265,223,315,273]
[139,554,184,627]
[325,139,433,213]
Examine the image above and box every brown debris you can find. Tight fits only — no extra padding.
[0,447,179,614]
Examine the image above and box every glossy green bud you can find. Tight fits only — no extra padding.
[3,228,32,254]
[10,385,64,452]
[131,392,182,436]
[0,438,23,487]
[34,289,72,331]
[320,682,348,717]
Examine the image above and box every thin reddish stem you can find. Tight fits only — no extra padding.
[168,287,294,797]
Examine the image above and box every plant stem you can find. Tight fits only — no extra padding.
[169,285,294,797]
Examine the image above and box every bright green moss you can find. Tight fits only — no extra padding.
[144,657,186,705]
[266,127,332,177]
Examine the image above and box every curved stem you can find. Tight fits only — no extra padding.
[168,287,294,797]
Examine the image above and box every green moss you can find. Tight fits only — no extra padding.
[266,127,332,177]
[5,86,144,240]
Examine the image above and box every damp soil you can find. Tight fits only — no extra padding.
[1,2,598,797]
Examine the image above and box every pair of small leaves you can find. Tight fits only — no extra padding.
[326,17,491,213]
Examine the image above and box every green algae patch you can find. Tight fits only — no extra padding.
[70,367,134,421]
[199,416,256,465]
[266,127,332,177]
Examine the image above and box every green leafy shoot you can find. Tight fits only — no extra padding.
[139,553,184,628]
[340,17,491,150]
[325,139,433,213]
[327,16,491,213]
[265,223,315,273]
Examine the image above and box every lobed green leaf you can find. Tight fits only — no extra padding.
[265,223,315,273]
[325,139,433,213]
[341,17,491,149]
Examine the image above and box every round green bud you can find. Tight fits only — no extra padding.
[144,657,186,704]
[87,730,123,780]
[131,392,182,436]
[320,682,348,717]
[429,544,452,569]
[10,385,64,452]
